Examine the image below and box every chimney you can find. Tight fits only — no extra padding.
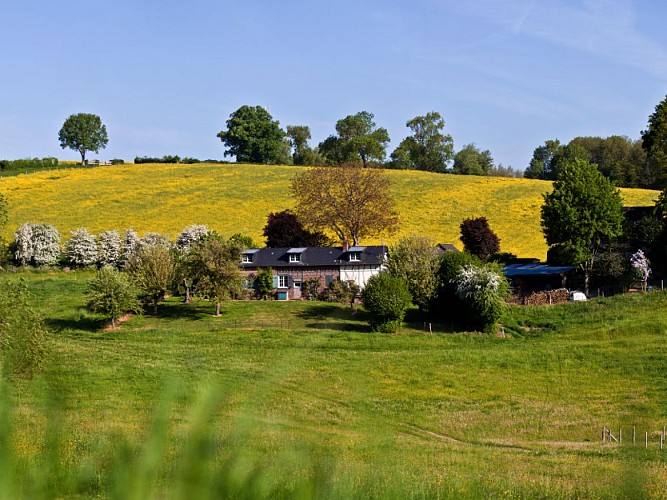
[342,238,349,252]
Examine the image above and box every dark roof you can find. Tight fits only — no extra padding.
[241,246,386,268]
[436,243,459,254]
[503,263,576,277]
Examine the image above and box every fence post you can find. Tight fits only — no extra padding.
[619,428,622,444]
[602,426,606,442]
[633,426,636,446]
[646,431,648,448]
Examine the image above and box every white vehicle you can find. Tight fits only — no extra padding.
[569,291,587,302]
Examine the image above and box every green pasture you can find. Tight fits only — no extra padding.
[2,270,667,498]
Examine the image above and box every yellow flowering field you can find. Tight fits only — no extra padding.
[0,163,658,259]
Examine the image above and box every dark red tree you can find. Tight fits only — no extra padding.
[459,217,500,260]
[263,210,332,248]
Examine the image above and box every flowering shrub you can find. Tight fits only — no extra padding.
[452,263,510,332]
[13,223,61,266]
[97,230,122,267]
[176,225,209,253]
[65,228,98,268]
[630,249,651,288]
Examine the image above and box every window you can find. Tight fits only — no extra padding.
[242,254,253,263]
[349,251,361,262]
[293,280,302,289]
[278,275,290,288]
[289,253,301,262]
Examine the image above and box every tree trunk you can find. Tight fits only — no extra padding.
[153,301,158,315]
[215,301,221,317]
[80,150,86,166]
[183,279,192,303]
[111,316,116,329]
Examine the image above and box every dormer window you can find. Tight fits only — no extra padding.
[241,249,259,263]
[347,246,365,262]
[287,248,306,263]
[289,253,301,263]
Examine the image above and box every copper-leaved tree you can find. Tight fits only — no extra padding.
[291,164,398,246]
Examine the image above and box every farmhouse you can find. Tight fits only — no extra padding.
[241,245,387,300]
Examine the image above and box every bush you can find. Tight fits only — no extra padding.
[321,278,359,306]
[253,267,274,299]
[13,223,61,266]
[110,158,124,165]
[460,217,500,260]
[431,251,481,322]
[65,228,99,268]
[0,157,59,171]
[361,274,412,333]
[86,266,142,329]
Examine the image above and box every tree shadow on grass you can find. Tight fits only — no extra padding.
[153,300,215,322]
[297,303,370,332]
[45,316,107,333]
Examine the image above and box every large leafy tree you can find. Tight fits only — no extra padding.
[384,235,440,315]
[452,144,494,176]
[318,111,390,167]
[390,112,454,172]
[263,210,331,248]
[641,94,667,189]
[217,105,287,164]
[292,164,398,246]
[58,113,108,165]
[286,125,321,166]
[524,139,561,179]
[541,158,624,295]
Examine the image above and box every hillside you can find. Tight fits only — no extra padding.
[0,163,658,259]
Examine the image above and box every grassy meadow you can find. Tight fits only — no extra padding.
[0,163,658,260]
[3,270,667,498]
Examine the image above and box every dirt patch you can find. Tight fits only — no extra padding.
[102,313,133,332]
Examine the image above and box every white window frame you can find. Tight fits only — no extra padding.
[242,254,253,263]
[293,280,302,289]
[349,252,361,262]
[278,275,290,288]
[289,253,301,263]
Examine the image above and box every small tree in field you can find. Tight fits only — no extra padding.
[86,266,141,329]
[459,217,500,260]
[65,228,98,268]
[186,235,244,316]
[361,273,412,333]
[125,244,177,314]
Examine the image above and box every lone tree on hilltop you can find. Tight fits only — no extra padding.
[541,158,624,295]
[460,217,500,260]
[291,164,398,246]
[217,105,288,164]
[58,113,108,165]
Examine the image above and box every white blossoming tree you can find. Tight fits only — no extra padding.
[176,224,209,254]
[65,228,98,268]
[97,230,122,268]
[14,223,61,266]
[452,263,510,332]
[630,249,651,291]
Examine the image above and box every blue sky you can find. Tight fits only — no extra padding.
[1,0,666,171]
